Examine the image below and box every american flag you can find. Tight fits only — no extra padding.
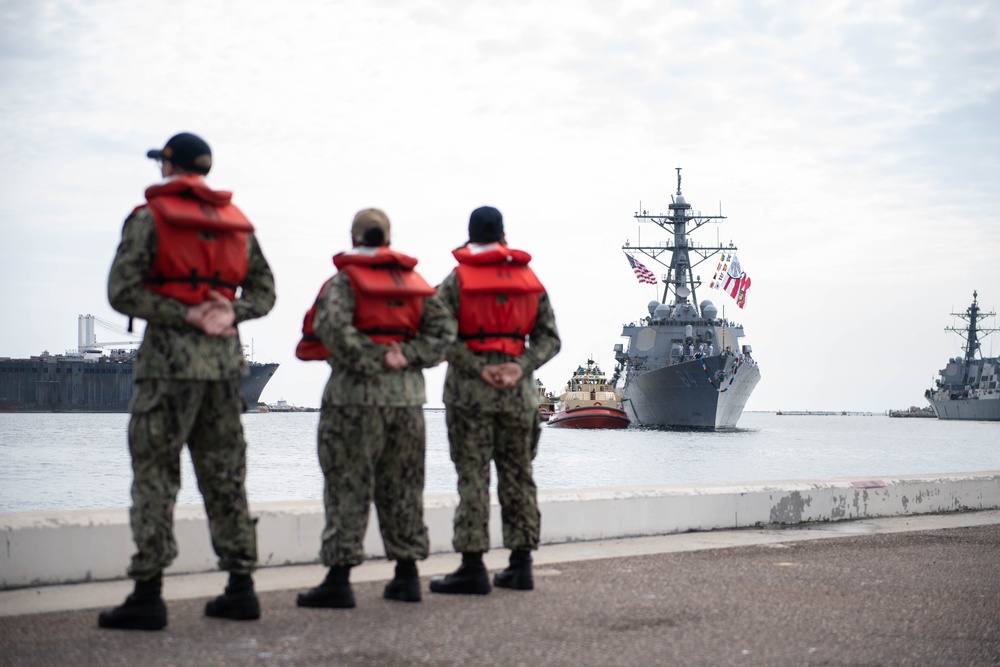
[626,255,657,285]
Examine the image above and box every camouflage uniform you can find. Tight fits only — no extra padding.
[312,272,454,567]
[108,206,275,580]
[438,271,561,553]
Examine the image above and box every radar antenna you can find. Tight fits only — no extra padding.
[623,168,729,310]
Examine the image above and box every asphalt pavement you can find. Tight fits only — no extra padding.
[1,511,999,666]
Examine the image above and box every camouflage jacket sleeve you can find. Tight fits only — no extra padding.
[233,233,276,324]
[400,292,456,369]
[519,289,561,373]
[438,271,487,376]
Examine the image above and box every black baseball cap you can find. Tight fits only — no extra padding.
[146,132,212,175]
[468,206,504,243]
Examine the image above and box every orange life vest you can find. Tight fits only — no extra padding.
[453,244,545,356]
[140,176,254,305]
[295,247,436,361]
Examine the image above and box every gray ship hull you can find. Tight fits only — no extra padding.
[622,355,760,429]
[241,362,280,406]
[927,397,1000,421]
[0,358,278,412]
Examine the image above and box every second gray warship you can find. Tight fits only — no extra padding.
[925,291,999,421]
[613,169,760,429]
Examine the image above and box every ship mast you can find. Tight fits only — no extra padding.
[623,168,736,313]
[946,291,997,378]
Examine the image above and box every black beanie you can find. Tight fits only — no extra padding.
[468,206,504,243]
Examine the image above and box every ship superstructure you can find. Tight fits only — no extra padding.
[925,291,999,421]
[556,359,622,411]
[0,315,278,412]
[613,169,760,429]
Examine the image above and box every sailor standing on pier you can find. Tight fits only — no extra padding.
[99,132,276,631]
[294,209,454,608]
[430,206,561,595]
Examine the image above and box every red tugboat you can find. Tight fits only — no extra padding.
[547,359,629,429]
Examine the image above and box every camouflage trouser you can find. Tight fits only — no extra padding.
[317,404,429,567]
[126,378,257,581]
[445,404,541,553]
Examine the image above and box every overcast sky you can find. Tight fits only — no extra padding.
[2,0,998,413]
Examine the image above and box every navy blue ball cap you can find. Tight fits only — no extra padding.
[146,132,212,175]
[468,206,504,243]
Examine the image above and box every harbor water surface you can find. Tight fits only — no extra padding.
[1,411,997,514]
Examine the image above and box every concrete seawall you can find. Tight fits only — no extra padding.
[3,471,999,590]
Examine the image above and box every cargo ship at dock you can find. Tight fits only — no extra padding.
[0,315,278,412]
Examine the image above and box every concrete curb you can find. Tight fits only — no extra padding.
[3,471,998,590]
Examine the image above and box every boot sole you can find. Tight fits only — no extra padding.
[384,592,422,602]
[428,582,492,595]
[494,571,534,590]
[205,593,261,620]
[296,595,356,609]
[98,614,167,631]
[384,586,421,602]
[297,599,356,608]
[205,607,261,620]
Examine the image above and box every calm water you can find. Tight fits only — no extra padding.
[1,411,997,513]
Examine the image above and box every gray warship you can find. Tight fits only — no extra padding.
[613,169,760,429]
[925,291,999,421]
[0,315,278,412]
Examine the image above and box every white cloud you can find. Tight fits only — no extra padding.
[1,0,998,413]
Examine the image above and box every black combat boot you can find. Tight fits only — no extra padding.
[297,566,356,608]
[383,559,421,602]
[429,552,491,595]
[205,572,261,620]
[493,549,534,590]
[97,573,167,631]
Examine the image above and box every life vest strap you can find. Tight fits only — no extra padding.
[143,270,240,292]
[459,330,526,341]
[360,327,416,341]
